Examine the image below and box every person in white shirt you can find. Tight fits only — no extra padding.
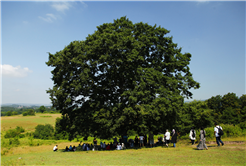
[122,143,126,150]
[53,145,58,152]
[139,135,144,148]
[214,123,224,146]
[189,127,196,145]
[117,143,122,150]
[164,129,170,147]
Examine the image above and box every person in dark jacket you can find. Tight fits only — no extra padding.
[134,136,139,148]
[144,134,147,146]
[171,129,177,147]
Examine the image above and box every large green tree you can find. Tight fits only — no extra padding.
[46,17,199,140]
[39,105,46,113]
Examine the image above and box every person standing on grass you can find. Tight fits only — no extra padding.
[139,134,144,148]
[214,123,224,146]
[197,127,208,150]
[171,129,177,148]
[189,127,196,145]
[93,138,98,150]
[134,136,139,147]
[164,129,170,147]
[53,145,58,151]
[123,134,128,147]
[113,137,118,146]
[102,142,106,150]
[149,132,154,148]
[144,134,147,146]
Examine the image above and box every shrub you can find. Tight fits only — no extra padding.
[16,126,25,133]
[4,126,25,138]
[9,138,20,146]
[54,131,69,140]
[22,109,35,116]
[6,111,12,116]
[25,132,33,137]
[54,117,70,140]
[27,109,35,116]
[239,121,246,130]
[28,136,34,146]
[4,129,19,138]
[12,111,18,115]
[22,112,28,116]
[33,124,54,140]
[19,134,25,138]
[222,124,242,137]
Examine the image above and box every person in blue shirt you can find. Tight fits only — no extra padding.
[68,145,73,151]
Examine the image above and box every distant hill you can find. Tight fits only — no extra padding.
[1,103,52,107]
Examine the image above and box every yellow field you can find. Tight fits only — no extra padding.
[1,113,61,132]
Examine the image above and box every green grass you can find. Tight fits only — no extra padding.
[40,116,52,117]
[1,114,246,165]
[1,143,245,165]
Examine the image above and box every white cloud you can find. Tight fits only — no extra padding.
[39,13,57,23]
[80,1,88,8]
[1,64,32,78]
[38,0,88,23]
[51,2,72,12]
[51,1,87,12]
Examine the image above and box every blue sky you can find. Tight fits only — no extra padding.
[1,1,245,105]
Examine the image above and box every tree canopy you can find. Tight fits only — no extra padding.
[39,105,46,113]
[46,16,200,140]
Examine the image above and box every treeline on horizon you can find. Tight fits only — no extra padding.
[1,105,58,116]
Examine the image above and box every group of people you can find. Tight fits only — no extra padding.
[159,129,178,148]
[64,145,77,151]
[53,123,225,152]
[189,123,224,150]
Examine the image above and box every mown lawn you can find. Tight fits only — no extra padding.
[1,143,245,165]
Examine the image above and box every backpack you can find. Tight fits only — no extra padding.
[217,126,224,136]
[192,130,195,138]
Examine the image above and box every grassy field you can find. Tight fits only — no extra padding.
[1,143,245,165]
[1,113,61,132]
[1,113,246,165]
